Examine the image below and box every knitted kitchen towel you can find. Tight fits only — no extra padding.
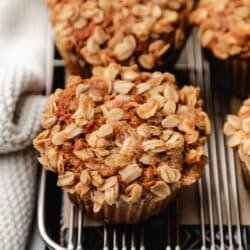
[0,0,48,249]
[0,148,39,250]
[0,66,47,153]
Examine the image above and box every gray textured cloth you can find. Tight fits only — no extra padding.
[0,0,48,249]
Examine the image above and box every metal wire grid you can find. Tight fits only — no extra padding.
[188,31,244,250]
[38,27,246,250]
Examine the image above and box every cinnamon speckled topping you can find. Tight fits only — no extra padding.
[34,63,210,213]
[190,0,250,59]
[46,0,193,72]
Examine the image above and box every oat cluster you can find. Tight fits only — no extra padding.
[34,63,210,212]
[190,0,250,59]
[224,98,250,169]
[46,0,193,73]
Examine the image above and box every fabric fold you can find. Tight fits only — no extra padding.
[0,65,47,153]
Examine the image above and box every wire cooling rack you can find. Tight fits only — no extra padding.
[37,27,250,250]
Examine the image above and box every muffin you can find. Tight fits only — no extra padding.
[190,0,250,98]
[224,98,250,191]
[33,63,210,224]
[46,0,194,76]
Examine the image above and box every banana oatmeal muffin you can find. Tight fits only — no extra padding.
[190,0,250,98]
[34,63,210,223]
[46,0,194,76]
[224,98,250,191]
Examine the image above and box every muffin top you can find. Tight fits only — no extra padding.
[46,0,193,69]
[224,98,250,169]
[34,63,210,212]
[190,0,250,59]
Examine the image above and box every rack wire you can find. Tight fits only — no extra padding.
[38,27,248,250]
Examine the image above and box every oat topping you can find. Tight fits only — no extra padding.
[224,98,250,169]
[46,0,193,72]
[190,0,250,59]
[34,63,210,212]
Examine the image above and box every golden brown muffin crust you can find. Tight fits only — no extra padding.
[224,98,250,170]
[34,63,210,212]
[46,0,194,72]
[190,0,250,59]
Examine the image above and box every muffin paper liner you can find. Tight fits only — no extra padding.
[59,45,185,79]
[56,42,91,78]
[69,188,179,224]
[204,50,250,99]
